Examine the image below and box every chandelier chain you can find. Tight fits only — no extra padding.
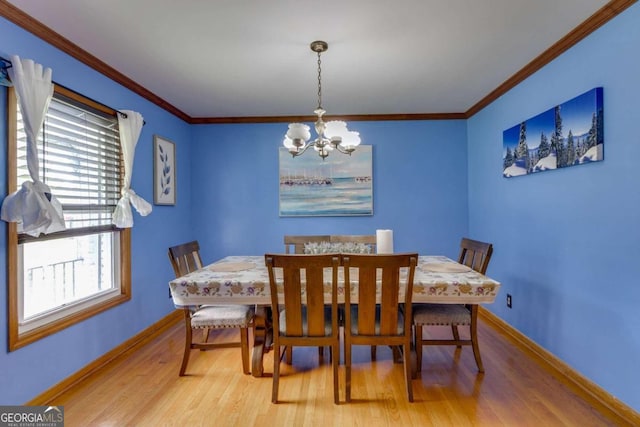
[317,50,322,110]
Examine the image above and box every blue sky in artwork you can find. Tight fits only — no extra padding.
[561,88,602,135]
[279,145,372,178]
[503,88,602,154]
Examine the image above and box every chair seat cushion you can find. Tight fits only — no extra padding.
[349,305,405,335]
[413,303,471,326]
[191,305,254,329]
[279,306,335,336]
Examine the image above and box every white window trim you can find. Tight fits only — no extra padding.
[17,233,122,334]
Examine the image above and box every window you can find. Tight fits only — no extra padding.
[7,85,131,351]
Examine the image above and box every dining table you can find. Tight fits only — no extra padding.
[168,255,501,377]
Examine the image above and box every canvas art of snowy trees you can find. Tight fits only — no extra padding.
[503,87,603,178]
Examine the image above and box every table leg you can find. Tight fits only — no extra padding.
[410,346,418,379]
[251,306,272,377]
[393,344,418,378]
[392,346,402,363]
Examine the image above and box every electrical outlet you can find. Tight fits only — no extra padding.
[507,294,512,308]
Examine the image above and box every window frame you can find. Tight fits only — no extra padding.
[7,85,131,352]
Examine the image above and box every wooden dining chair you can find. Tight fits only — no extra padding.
[334,236,380,360]
[282,235,332,364]
[282,234,376,362]
[413,237,494,373]
[343,253,418,402]
[168,241,254,376]
[265,253,341,404]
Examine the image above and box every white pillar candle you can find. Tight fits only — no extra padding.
[376,229,394,254]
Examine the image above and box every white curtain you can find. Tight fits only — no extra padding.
[0,55,65,237]
[112,110,152,228]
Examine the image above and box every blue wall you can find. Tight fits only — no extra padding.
[1,2,639,415]
[0,17,469,404]
[0,18,193,404]
[467,3,640,411]
[190,121,469,261]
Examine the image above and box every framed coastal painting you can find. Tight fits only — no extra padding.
[503,87,603,178]
[153,135,176,205]
[279,145,373,216]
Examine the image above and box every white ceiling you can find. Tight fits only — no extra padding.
[6,0,610,119]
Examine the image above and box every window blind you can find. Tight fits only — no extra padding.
[16,93,122,242]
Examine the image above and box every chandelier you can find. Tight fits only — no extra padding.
[283,40,361,160]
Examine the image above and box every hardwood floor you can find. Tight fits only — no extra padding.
[52,315,623,426]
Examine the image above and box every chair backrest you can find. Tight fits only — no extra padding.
[284,235,331,254]
[168,241,203,277]
[330,235,376,253]
[458,237,493,275]
[284,234,377,254]
[265,253,340,337]
[342,253,418,337]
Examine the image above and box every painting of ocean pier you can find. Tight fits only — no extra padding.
[279,145,373,216]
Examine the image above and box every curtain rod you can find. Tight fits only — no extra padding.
[0,54,144,124]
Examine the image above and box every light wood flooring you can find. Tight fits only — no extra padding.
[52,315,623,426]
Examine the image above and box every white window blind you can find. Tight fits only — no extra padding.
[17,92,122,242]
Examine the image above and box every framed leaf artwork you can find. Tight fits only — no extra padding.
[153,135,176,205]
